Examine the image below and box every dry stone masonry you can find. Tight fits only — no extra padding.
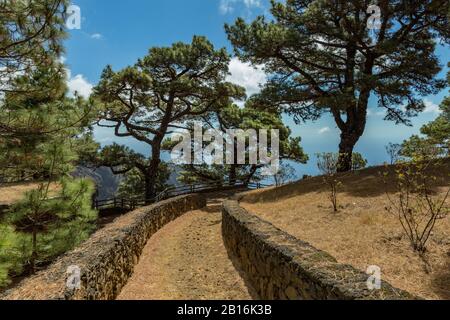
[2,189,418,301]
[1,194,206,300]
[222,195,418,300]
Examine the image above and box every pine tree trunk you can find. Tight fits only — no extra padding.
[144,175,152,204]
[228,138,238,185]
[337,132,359,172]
[30,227,37,274]
[144,141,162,204]
[229,165,237,186]
[145,161,160,204]
[334,91,369,173]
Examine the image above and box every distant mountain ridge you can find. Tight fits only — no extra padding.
[74,164,181,200]
[74,166,122,200]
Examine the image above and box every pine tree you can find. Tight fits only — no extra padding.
[402,69,450,158]
[168,99,309,185]
[7,176,96,274]
[94,144,171,200]
[0,70,97,280]
[0,67,92,180]
[0,0,97,284]
[226,0,449,172]
[0,0,68,99]
[1,108,97,275]
[0,224,22,287]
[94,36,244,202]
[1,121,97,277]
[116,166,171,200]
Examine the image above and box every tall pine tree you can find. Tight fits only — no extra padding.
[94,36,244,202]
[0,69,97,279]
[226,0,449,171]
[167,99,308,185]
[0,0,97,284]
[0,0,68,101]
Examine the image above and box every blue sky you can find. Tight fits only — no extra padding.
[64,0,449,176]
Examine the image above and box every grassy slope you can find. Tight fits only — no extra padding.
[242,159,450,300]
[0,182,60,206]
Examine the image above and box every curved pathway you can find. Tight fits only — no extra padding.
[118,191,256,300]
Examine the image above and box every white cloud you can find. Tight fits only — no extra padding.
[90,33,102,40]
[219,0,234,14]
[243,0,262,8]
[226,58,267,97]
[423,99,441,114]
[318,127,331,134]
[398,99,442,115]
[219,0,262,14]
[66,69,93,98]
[59,56,94,98]
[367,108,386,117]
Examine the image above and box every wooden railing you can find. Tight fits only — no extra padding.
[93,180,272,211]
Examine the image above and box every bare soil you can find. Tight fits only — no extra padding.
[241,163,450,300]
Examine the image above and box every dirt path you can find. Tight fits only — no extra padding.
[118,191,256,300]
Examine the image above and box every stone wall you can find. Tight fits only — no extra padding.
[2,194,206,300]
[222,198,417,300]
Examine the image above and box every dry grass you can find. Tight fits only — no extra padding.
[0,182,60,205]
[241,161,450,300]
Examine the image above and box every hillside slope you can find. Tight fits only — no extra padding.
[242,160,450,300]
